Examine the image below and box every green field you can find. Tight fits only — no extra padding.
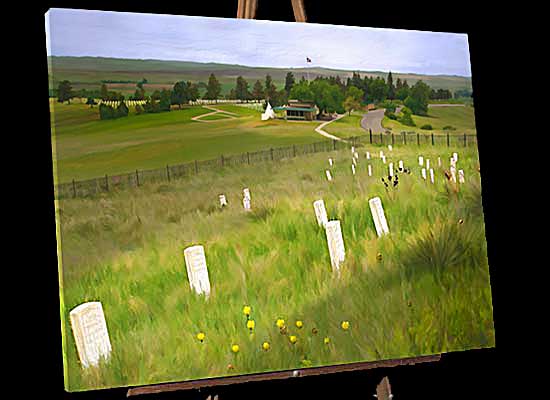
[48,56,473,96]
[51,101,324,183]
[382,106,477,134]
[57,142,494,391]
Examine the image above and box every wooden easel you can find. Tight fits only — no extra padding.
[126,2,441,396]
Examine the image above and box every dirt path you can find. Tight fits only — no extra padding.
[314,114,349,142]
[191,105,240,122]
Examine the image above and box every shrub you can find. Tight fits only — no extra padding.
[386,112,398,120]
[135,104,144,115]
[398,110,416,127]
[99,103,116,120]
[443,125,456,130]
[420,124,433,130]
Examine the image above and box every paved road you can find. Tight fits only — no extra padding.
[360,108,386,133]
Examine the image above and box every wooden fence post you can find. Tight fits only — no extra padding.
[72,179,76,198]
[431,133,434,146]
[105,174,109,191]
[135,170,139,186]
[417,132,420,146]
[293,145,296,157]
[447,132,450,147]
[380,132,383,145]
[391,133,394,145]
[221,154,224,167]
[195,160,198,174]
[369,129,372,144]
[247,151,250,164]
[403,132,407,145]
[464,133,467,147]
[270,148,274,161]
[333,139,336,150]
[166,165,170,182]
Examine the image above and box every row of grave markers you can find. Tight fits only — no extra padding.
[68,145,467,369]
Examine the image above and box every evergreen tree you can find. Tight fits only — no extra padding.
[284,72,295,96]
[252,80,264,100]
[57,80,73,104]
[264,74,277,101]
[204,73,221,100]
[235,76,250,100]
[171,81,189,108]
[100,83,109,101]
[387,71,395,100]
[159,89,172,111]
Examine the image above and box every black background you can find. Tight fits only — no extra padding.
[19,1,516,398]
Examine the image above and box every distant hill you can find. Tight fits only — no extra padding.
[48,56,472,95]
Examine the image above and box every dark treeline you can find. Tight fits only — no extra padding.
[55,70,472,121]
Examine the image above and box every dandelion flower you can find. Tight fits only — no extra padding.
[231,344,240,353]
[262,341,270,351]
[341,321,350,330]
[295,320,303,329]
[243,305,251,316]
[324,337,330,344]
[276,318,285,328]
[289,335,297,344]
[196,332,205,342]
[247,320,255,330]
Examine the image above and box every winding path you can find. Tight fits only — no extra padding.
[191,105,240,122]
[314,114,348,142]
[360,108,386,133]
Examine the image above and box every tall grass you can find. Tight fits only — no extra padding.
[55,143,494,391]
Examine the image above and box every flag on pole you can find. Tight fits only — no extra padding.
[306,57,311,63]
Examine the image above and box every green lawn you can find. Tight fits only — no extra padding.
[323,111,365,138]
[51,100,323,183]
[57,142,494,391]
[383,106,477,134]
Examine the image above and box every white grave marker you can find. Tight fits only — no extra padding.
[313,199,328,228]
[388,145,393,152]
[389,163,394,177]
[184,245,211,297]
[352,157,357,166]
[450,165,457,183]
[328,158,333,166]
[243,197,251,211]
[418,156,424,166]
[366,151,370,160]
[381,155,386,164]
[368,164,372,176]
[429,168,434,184]
[243,188,250,200]
[379,150,384,158]
[325,170,333,181]
[453,152,458,163]
[354,151,359,160]
[219,194,228,207]
[426,159,430,170]
[369,197,390,237]
[69,302,112,368]
[398,160,404,170]
[421,168,427,180]
[351,164,356,175]
[438,157,441,167]
[325,220,345,273]
[351,146,355,154]
[458,169,465,183]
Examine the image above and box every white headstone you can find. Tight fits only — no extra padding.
[69,302,112,368]
[450,165,457,183]
[366,151,370,160]
[368,164,372,176]
[379,150,384,158]
[421,168,427,180]
[388,145,393,152]
[450,157,457,168]
[219,194,228,207]
[351,146,355,154]
[453,152,458,163]
[325,220,345,273]
[426,159,430,170]
[369,197,390,237]
[183,245,211,297]
[352,157,357,166]
[351,164,356,175]
[243,197,251,211]
[243,188,251,200]
[326,170,332,181]
[329,158,333,166]
[381,155,386,164]
[438,157,441,167]
[354,152,359,160]
[458,169,465,183]
[398,160,404,170]
[313,200,328,228]
[429,168,434,184]
[389,163,394,177]
[418,156,424,166]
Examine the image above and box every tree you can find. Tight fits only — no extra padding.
[86,97,97,108]
[235,76,250,100]
[264,74,277,102]
[368,77,389,103]
[204,73,221,100]
[346,86,364,102]
[289,81,314,102]
[343,96,361,116]
[187,81,199,102]
[134,82,145,100]
[284,72,295,96]
[100,83,109,101]
[171,81,189,108]
[116,101,129,118]
[159,89,172,111]
[310,80,344,114]
[387,71,395,100]
[57,80,73,104]
[252,80,264,100]
[404,80,431,115]
[395,79,410,101]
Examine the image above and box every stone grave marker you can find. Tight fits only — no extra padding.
[438,157,441,167]
[389,163,394,177]
[352,164,356,175]
[450,165,457,183]
[458,169,465,183]
[329,158,333,166]
[388,145,393,151]
[325,220,345,273]
[243,188,251,200]
[398,160,404,170]
[453,152,458,163]
[352,157,357,166]
[313,199,328,227]
[426,159,430,170]
[368,164,372,176]
[243,197,251,211]
[379,150,384,158]
[369,197,390,237]
[429,168,434,184]
[381,155,386,164]
[366,151,370,160]
[326,170,333,181]
[219,194,228,207]
[421,168,427,180]
[69,302,112,368]
[184,245,212,297]
[418,156,424,166]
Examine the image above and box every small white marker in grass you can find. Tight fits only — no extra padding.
[366,151,371,160]
[325,220,346,274]
[243,197,251,211]
[352,164,356,175]
[438,157,442,167]
[352,157,357,166]
[313,199,328,228]
[219,194,228,207]
[398,160,404,170]
[379,150,384,158]
[388,145,393,151]
[381,155,386,164]
[369,197,390,237]
[453,152,458,163]
[328,158,333,166]
[458,169,465,183]
[421,168,427,180]
[450,165,457,183]
[184,245,212,298]
[351,146,355,154]
[426,159,430,170]
[69,302,112,369]
[368,164,372,176]
[243,188,250,200]
[429,168,434,184]
[418,156,424,166]
[326,170,333,181]
[389,163,394,177]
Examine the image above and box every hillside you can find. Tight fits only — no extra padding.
[48,56,472,96]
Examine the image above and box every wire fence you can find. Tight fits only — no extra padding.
[54,131,477,199]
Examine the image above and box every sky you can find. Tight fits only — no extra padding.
[45,8,471,77]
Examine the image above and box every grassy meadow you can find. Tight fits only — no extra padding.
[50,100,323,183]
[57,141,495,391]
[382,105,477,134]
